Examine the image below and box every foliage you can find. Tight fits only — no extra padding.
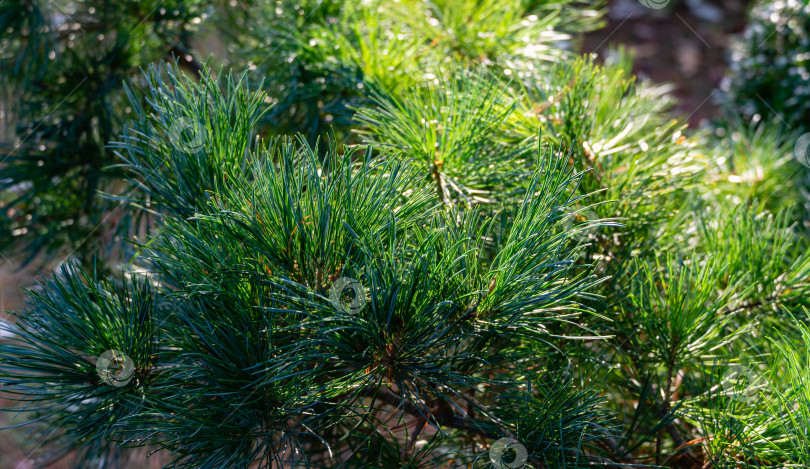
[239,0,604,143]
[720,0,810,129]
[1,1,810,469]
[0,0,254,264]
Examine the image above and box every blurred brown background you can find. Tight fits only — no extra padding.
[584,0,753,125]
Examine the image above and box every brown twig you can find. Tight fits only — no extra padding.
[168,45,204,79]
